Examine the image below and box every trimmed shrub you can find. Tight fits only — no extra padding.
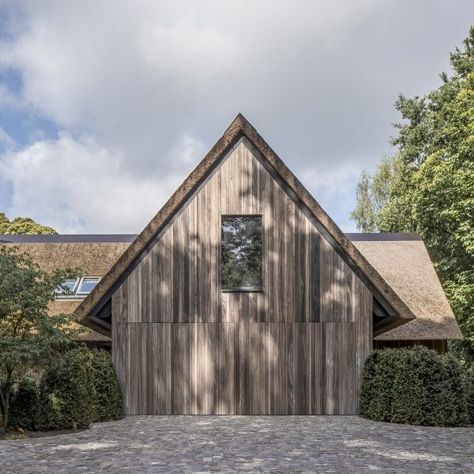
[89,350,123,422]
[9,378,39,430]
[437,354,469,426]
[359,349,404,422]
[37,348,94,430]
[360,346,468,426]
[466,367,474,425]
[36,348,122,430]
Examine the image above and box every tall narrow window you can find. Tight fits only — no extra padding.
[221,215,262,291]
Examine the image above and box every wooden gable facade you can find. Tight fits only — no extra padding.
[78,115,415,415]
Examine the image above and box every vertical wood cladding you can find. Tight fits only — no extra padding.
[112,138,373,415]
[112,320,371,415]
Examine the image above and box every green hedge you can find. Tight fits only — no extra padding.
[10,348,122,431]
[360,347,468,426]
[89,350,123,422]
[37,348,95,430]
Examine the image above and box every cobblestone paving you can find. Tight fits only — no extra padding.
[1,416,473,473]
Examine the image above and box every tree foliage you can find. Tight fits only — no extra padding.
[351,158,401,232]
[12,349,123,431]
[89,349,123,422]
[0,246,80,432]
[0,212,56,235]
[351,27,474,348]
[37,348,94,430]
[8,378,39,431]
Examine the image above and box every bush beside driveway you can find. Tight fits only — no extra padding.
[1,416,473,473]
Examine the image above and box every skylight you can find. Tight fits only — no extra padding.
[55,277,100,299]
[77,277,100,295]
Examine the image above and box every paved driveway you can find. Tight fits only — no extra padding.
[1,416,473,473]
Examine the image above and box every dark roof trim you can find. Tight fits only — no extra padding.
[0,234,137,244]
[346,233,422,242]
[0,233,421,244]
[75,113,416,335]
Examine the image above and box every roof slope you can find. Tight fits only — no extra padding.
[75,114,415,335]
[0,240,129,343]
[1,241,130,273]
[352,236,462,340]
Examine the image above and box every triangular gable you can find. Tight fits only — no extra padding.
[76,114,415,336]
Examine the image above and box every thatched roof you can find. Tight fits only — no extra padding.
[0,232,461,341]
[76,114,415,336]
[0,236,132,343]
[350,234,462,341]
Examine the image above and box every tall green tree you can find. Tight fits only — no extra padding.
[0,213,56,235]
[0,246,79,432]
[352,27,474,348]
[351,158,401,232]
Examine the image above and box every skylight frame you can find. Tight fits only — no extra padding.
[76,276,101,296]
[55,276,101,299]
[55,277,80,297]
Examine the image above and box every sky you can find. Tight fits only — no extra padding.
[0,1,472,233]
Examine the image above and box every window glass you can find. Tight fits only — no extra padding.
[56,278,79,295]
[222,215,262,291]
[77,277,100,295]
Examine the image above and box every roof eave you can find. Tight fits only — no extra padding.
[373,314,416,338]
[79,315,112,337]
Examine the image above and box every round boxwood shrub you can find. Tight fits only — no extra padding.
[359,349,404,422]
[360,346,468,426]
[9,378,39,430]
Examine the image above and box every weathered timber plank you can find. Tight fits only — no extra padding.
[112,139,374,416]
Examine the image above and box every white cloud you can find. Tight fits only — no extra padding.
[0,0,472,231]
[299,162,361,232]
[0,132,203,232]
[0,83,17,107]
[0,127,16,151]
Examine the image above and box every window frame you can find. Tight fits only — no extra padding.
[55,276,101,299]
[76,276,101,296]
[55,277,79,297]
[220,214,264,293]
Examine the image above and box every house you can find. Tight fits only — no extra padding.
[1,115,462,415]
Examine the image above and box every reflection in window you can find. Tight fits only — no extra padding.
[56,278,79,296]
[55,276,100,298]
[77,277,100,295]
[222,215,262,291]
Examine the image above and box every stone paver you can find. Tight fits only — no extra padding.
[1,416,473,473]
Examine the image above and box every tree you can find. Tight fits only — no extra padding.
[0,246,80,432]
[0,213,56,234]
[352,27,474,348]
[350,158,401,232]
